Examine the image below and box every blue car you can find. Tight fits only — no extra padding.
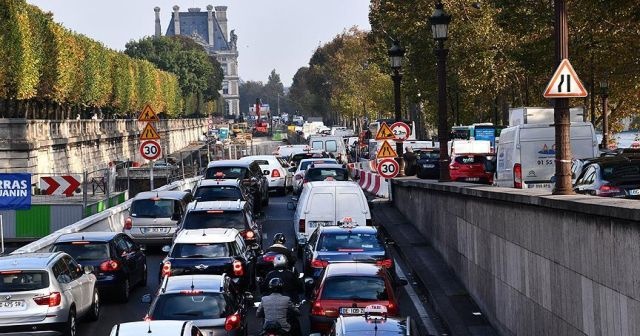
[51,232,147,302]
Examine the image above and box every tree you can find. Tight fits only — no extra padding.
[239,80,266,115]
[264,69,285,113]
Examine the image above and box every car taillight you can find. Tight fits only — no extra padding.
[161,261,171,277]
[99,260,120,272]
[124,217,132,230]
[34,292,61,307]
[388,302,398,315]
[298,219,305,233]
[513,163,522,188]
[241,230,256,240]
[224,313,241,331]
[597,184,622,196]
[311,259,328,268]
[233,260,244,276]
[271,169,281,178]
[311,301,325,316]
[262,255,275,263]
[376,258,393,268]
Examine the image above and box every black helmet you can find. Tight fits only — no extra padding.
[268,277,284,293]
[273,233,286,245]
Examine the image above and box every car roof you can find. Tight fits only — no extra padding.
[112,321,191,335]
[206,160,250,168]
[308,164,345,169]
[325,262,384,277]
[0,252,63,270]
[196,179,241,187]
[240,155,277,162]
[318,225,378,234]
[174,228,239,244]
[306,181,360,188]
[55,232,119,243]
[339,316,409,335]
[187,200,245,212]
[134,190,190,201]
[162,274,225,294]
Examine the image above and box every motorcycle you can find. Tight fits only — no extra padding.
[258,300,306,336]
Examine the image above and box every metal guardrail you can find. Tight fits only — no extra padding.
[12,176,203,254]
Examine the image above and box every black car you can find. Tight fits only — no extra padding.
[160,228,257,291]
[415,149,440,179]
[574,157,640,198]
[305,163,350,182]
[51,232,147,302]
[288,151,331,170]
[192,179,254,209]
[303,225,395,280]
[204,160,269,212]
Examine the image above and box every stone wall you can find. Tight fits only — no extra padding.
[392,179,640,336]
[0,119,205,182]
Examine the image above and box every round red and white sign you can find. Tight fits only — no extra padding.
[390,122,411,141]
[140,140,162,161]
[377,158,400,179]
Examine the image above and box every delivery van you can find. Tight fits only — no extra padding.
[290,181,371,250]
[495,122,598,189]
[308,135,348,163]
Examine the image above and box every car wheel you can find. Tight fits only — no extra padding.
[63,308,76,336]
[118,279,130,303]
[87,290,100,321]
[141,264,148,287]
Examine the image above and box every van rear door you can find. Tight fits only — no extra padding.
[519,126,556,188]
[335,185,368,226]
[305,189,335,231]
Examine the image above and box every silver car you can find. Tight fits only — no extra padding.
[125,190,192,246]
[0,252,99,336]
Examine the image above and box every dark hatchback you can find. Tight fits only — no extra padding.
[51,232,147,302]
[415,149,440,179]
[574,157,640,198]
[303,225,395,280]
[204,160,269,212]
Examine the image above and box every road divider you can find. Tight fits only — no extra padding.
[354,169,389,198]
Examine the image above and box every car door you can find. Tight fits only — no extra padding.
[575,165,597,194]
[62,256,90,314]
[114,236,137,283]
[122,235,145,283]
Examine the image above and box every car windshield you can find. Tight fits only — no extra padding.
[171,243,231,258]
[151,292,230,320]
[306,168,349,182]
[205,167,246,179]
[51,242,110,261]
[182,211,246,230]
[318,232,383,252]
[300,160,336,171]
[454,155,487,165]
[194,186,243,201]
[0,271,49,292]
[321,276,388,301]
[601,162,640,180]
[131,199,175,218]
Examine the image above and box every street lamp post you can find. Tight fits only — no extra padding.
[388,41,405,176]
[600,80,609,149]
[430,2,452,182]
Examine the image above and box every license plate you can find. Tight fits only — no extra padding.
[309,221,333,228]
[142,227,169,234]
[340,307,365,315]
[423,164,435,168]
[628,189,640,196]
[0,300,25,311]
[465,177,480,182]
[526,183,552,189]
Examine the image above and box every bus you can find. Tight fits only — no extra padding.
[451,123,505,147]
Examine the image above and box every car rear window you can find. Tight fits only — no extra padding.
[325,140,338,152]
[151,292,230,320]
[321,276,388,301]
[300,160,335,171]
[306,168,349,182]
[601,163,640,180]
[194,186,243,202]
[0,271,49,292]
[318,232,383,252]
[205,167,247,179]
[182,211,246,230]
[454,155,487,165]
[51,242,110,261]
[171,243,231,258]
[131,199,176,218]
[416,151,439,159]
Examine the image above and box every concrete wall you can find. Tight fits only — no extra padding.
[392,179,640,336]
[0,119,205,182]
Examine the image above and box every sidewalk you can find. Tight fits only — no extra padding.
[370,200,499,336]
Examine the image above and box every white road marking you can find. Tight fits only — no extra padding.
[395,257,440,336]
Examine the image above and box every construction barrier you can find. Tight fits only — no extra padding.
[353,169,389,198]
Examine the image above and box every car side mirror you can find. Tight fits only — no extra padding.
[161,245,171,253]
[141,293,152,304]
[83,265,94,274]
[287,202,297,211]
[396,279,408,287]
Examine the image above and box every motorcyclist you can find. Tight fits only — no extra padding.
[257,278,301,336]
[265,233,296,267]
[262,254,302,302]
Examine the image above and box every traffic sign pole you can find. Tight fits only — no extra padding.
[150,160,154,190]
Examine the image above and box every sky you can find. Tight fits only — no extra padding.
[27,0,372,87]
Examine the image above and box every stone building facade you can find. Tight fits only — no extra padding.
[154,5,240,117]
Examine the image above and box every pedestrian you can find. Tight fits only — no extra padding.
[403,146,417,176]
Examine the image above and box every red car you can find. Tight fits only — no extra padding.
[449,153,495,184]
[308,263,406,335]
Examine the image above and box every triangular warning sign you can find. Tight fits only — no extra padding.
[375,122,395,140]
[377,140,398,158]
[138,104,159,122]
[543,59,588,98]
[140,123,161,140]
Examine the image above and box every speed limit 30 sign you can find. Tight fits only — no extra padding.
[140,140,162,161]
[377,158,399,179]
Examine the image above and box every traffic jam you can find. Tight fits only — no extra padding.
[0,129,416,336]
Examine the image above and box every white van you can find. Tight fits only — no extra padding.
[495,122,598,189]
[308,135,348,163]
[291,181,371,249]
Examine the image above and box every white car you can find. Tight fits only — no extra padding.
[110,320,202,336]
[241,155,290,195]
[292,158,338,194]
[273,144,310,158]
